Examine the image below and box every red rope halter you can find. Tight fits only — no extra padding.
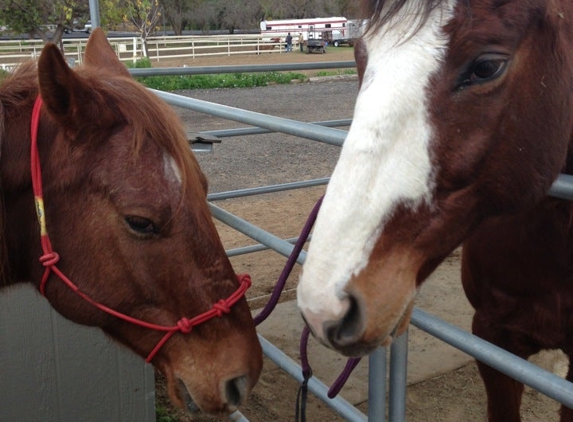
[30,95,251,363]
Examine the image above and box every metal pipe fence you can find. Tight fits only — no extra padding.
[145,62,573,421]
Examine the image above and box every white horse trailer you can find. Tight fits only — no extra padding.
[259,17,349,45]
[332,19,368,47]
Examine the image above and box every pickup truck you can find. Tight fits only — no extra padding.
[64,21,91,34]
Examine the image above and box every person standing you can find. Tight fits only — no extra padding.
[286,32,293,52]
[298,32,304,52]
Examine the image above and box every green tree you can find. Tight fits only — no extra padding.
[160,0,196,35]
[187,0,216,33]
[0,0,88,43]
[99,0,130,31]
[122,0,162,56]
[214,0,260,33]
[330,0,362,18]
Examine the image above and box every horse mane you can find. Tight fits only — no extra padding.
[0,61,39,117]
[363,0,447,35]
[0,62,37,287]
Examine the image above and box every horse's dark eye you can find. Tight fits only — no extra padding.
[126,216,157,235]
[457,54,509,90]
[471,59,506,80]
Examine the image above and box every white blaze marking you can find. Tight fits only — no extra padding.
[298,1,456,322]
[163,152,182,186]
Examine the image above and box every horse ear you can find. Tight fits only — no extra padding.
[37,43,84,123]
[37,43,114,136]
[84,28,130,78]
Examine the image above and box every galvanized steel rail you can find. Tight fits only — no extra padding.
[130,61,356,77]
[153,88,347,146]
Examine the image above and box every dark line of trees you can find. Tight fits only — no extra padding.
[0,0,363,44]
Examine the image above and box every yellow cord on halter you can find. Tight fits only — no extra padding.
[35,196,47,236]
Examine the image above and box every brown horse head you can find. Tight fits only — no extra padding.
[0,29,262,415]
[298,0,573,356]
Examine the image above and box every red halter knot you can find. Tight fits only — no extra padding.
[40,252,60,267]
[213,300,231,317]
[237,273,252,288]
[177,318,193,334]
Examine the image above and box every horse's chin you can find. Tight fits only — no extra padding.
[323,299,414,358]
[176,379,201,413]
[166,375,238,417]
[390,300,414,339]
[163,370,207,415]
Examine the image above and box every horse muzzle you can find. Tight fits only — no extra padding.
[176,374,251,415]
[298,249,420,357]
[300,288,415,357]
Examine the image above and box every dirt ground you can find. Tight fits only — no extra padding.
[153,48,568,421]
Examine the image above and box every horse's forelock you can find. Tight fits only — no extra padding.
[0,62,38,112]
[119,85,209,223]
[128,87,198,198]
[364,0,447,35]
[79,71,197,199]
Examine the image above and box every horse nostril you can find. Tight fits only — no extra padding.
[224,375,248,407]
[323,294,365,348]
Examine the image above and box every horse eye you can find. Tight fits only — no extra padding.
[125,216,158,235]
[457,54,508,89]
[471,59,506,81]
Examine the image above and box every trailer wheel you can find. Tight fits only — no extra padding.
[333,40,340,47]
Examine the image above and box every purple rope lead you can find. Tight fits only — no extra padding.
[299,326,313,379]
[252,195,362,415]
[296,326,312,422]
[253,196,323,326]
[298,326,362,399]
[327,357,362,398]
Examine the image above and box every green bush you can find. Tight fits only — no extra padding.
[125,57,152,69]
[316,69,357,77]
[123,58,307,91]
[0,68,10,84]
[134,71,307,91]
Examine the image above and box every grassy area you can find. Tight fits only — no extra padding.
[127,58,307,91]
[156,405,179,422]
[0,69,10,83]
[315,68,357,77]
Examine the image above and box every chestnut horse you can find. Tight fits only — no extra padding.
[297,0,573,420]
[0,29,261,416]
[256,37,281,53]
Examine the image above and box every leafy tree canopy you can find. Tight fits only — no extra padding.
[0,0,363,41]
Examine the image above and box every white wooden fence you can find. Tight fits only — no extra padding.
[0,34,294,70]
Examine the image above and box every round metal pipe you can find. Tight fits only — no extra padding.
[411,308,573,409]
[130,61,356,76]
[153,89,347,146]
[368,348,388,422]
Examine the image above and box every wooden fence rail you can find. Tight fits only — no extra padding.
[0,34,293,70]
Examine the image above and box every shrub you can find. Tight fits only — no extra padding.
[134,71,307,91]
